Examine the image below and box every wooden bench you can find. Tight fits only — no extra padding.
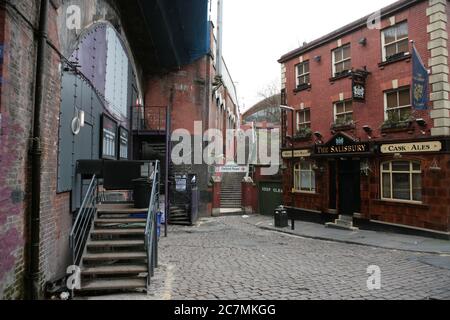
[286,207,323,230]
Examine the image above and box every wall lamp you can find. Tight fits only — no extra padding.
[358,37,367,46]
[314,55,322,62]
[314,131,323,139]
[416,118,427,127]
[363,125,372,133]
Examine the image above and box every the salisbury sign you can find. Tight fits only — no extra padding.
[314,133,370,156]
[381,141,442,154]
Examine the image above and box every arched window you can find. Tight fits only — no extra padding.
[294,161,316,193]
[381,161,422,202]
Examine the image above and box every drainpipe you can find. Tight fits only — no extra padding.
[28,0,48,300]
[216,0,223,77]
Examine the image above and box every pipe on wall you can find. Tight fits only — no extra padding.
[28,0,49,300]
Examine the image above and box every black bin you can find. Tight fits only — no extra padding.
[133,178,152,209]
[274,206,288,228]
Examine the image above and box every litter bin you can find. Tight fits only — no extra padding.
[133,178,152,209]
[274,206,288,228]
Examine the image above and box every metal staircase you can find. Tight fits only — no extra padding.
[69,161,160,295]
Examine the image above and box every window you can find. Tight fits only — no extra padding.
[101,115,118,160]
[382,22,409,61]
[297,109,311,130]
[294,161,316,193]
[119,127,129,160]
[296,61,310,87]
[334,100,353,125]
[332,44,351,76]
[385,87,411,121]
[381,161,422,202]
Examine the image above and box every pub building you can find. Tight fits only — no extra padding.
[278,0,450,236]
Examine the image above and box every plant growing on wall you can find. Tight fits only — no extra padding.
[294,126,312,140]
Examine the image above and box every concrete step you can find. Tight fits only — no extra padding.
[87,240,145,248]
[82,264,147,276]
[91,228,145,236]
[83,252,147,262]
[80,278,147,291]
[95,218,146,225]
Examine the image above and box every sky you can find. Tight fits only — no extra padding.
[213,0,398,112]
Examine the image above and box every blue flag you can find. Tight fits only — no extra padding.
[412,45,429,110]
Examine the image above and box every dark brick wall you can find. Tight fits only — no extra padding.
[0,0,38,299]
[145,51,240,216]
[0,0,145,299]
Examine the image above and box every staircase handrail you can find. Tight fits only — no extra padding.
[69,175,98,265]
[145,160,160,290]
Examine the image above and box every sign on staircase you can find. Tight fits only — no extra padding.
[215,165,248,173]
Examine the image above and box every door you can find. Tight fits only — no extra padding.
[329,161,337,210]
[338,160,361,216]
[259,182,283,216]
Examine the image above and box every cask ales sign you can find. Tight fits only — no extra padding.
[380,141,442,154]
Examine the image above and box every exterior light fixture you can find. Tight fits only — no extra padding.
[314,55,321,62]
[358,38,367,46]
[363,125,372,133]
[416,118,427,127]
[79,110,85,127]
[314,131,323,139]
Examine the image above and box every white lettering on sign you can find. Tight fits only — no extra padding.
[216,166,248,173]
[282,150,311,158]
[381,141,442,154]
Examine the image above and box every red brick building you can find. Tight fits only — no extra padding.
[279,0,450,235]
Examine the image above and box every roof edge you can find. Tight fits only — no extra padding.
[278,0,425,64]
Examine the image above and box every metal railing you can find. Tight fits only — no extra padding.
[133,106,167,133]
[145,160,160,290]
[69,175,98,265]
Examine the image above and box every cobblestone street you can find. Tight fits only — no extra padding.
[144,216,450,301]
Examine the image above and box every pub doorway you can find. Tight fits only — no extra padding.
[337,159,361,216]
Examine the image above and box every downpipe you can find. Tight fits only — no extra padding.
[27,0,49,300]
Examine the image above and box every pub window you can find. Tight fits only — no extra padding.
[294,161,316,193]
[381,161,422,202]
[296,61,310,87]
[382,22,409,61]
[334,100,353,125]
[384,87,411,121]
[297,109,311,130]
[332,44,351,77]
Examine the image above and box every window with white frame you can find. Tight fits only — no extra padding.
[381,161,422,202]
[332,44,351,76]
[385,87,411,121]
[297,109,311,130]
[296,61,310,87]
[294,161,316,193]
[334,100,353,125]
[382,22,409,61]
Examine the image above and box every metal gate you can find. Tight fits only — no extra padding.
[258,181,283,216]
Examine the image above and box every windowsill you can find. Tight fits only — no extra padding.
[292,191,318,195]
[293,135,312,142]
[329,71,352,82]
[331,123,356,132]
[373,199,429,209]
[381,125,414,134]
[294,84,312,93]
[378,53,411,68]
